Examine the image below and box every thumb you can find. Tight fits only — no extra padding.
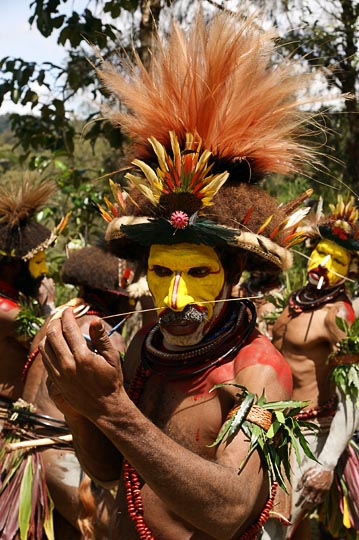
[89,318,119,366]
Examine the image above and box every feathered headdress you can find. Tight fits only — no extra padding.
[100,11,324,274]
[0,179,68,261]
[318,194,359,252]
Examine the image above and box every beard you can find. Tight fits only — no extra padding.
[159,305,208,347]
[159,305,207,325]
[159,283,231,348]
[15,262,43,298]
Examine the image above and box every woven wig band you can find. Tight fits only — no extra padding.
[234,231,293,272]
[106,216,292,273]
[21,231,57,262]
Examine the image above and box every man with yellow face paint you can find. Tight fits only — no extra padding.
[38,12,330,540]
[147,243,227,346]
[271,195,359,540]
[0,179,57,405]
[28,250,49,280]
[307,238,352,290]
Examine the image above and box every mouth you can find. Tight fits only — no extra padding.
[161,320,201,336]
[159,305,207,336]
[308,268,329,289]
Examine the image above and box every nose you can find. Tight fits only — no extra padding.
[319,254,331,267]
[164,272,195,311]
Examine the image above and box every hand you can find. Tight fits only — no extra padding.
[38,277,56,315]
[38,277,56,306]
[39,308,125,422]
[297,465,334,509]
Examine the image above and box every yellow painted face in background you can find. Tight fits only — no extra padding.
[28,251,49,279]
[147,243,225,323]
[307,238,351,288]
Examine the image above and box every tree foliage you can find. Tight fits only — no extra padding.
[271,0,359,193]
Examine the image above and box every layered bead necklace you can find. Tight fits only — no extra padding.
[288,283,346,315]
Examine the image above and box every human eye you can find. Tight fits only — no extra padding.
[188,266,211,277]
[152,265,172,277]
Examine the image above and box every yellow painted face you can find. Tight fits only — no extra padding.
[147,243,225,323]
[28,251,49,279]
[307,238,351,288]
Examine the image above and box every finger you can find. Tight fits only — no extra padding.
[46,376,60,399]
[43,313,77,367]
[60,308,89,358]
[39,337,62,380]
[89,318,120,367]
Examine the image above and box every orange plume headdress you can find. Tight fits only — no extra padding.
[101,11,325,274]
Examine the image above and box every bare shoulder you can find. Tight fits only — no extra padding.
[233,331,292,400]
[324,296,354,342]
[324,295,354,321]
[0,297,20,338]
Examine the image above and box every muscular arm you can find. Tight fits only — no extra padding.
[299,388,359,506]
[40,309,290,539]
[298,299,357,507]
[0,305,21,339]
[318,389,359,470]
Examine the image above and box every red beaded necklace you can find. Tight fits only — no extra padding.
[124,366,154,540]
[125,364,278,540]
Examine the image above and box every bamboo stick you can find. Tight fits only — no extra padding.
[5,433,73,452]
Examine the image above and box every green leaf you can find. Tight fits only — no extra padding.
[274,411,286,423]
[207,417,234,447]
[19,457,33,540]
[228,394,255,437]
[350,317,359,335]
[43,489,55,540]
[266,419,281,439]
[335,316,348,333]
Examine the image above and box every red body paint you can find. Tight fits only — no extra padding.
[171,330,292,397]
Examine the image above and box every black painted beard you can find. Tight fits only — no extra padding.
[159,305,207,326]
[15,264,43,298]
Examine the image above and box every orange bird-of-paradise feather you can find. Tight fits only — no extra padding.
[98,11,337,183]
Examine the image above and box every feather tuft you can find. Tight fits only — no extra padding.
[0,179,56,229]
[98,12,331,181]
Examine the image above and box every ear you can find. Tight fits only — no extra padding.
[349,254,359,278]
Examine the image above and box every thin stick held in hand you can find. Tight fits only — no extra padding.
[5,433,73,452]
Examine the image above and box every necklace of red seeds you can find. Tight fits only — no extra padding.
[125,364,278,540]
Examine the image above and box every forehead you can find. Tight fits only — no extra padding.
[314,239,350,259]
[149,243,220,268]
[30,250,46,262]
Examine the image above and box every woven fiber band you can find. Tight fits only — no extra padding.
[228,403,273,431]
[329,354,359,366]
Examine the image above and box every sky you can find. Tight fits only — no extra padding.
[0,0,65,64]
[0,0,84,114]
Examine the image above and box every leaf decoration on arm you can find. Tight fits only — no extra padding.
[328,316,359,401]
[208,384,319,492]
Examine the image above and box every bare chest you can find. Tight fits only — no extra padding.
[273,308,332,353]
[137,373,234,455]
